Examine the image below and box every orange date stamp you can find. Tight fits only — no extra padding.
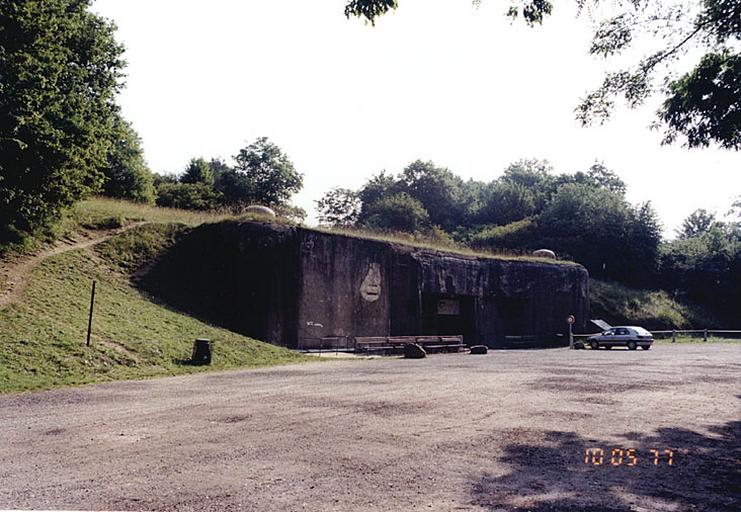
[584,448,675,466]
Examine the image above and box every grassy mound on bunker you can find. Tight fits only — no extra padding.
[0,223,309,394]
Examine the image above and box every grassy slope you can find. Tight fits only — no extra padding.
[71,198,566,264]
[69,197,236,229]
[0,222,309,394]
[589,279,719,330]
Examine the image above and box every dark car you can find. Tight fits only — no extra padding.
[587,326,654,350]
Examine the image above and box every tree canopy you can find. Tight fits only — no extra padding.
[677,208,717,239]
[316,187,361,226]
[181,158,215,186]
[233,137,304,207]
[102,115,155,203]
[0,0,125,242]
[152,138,304,213]
[344,0,741,150]
[317,157,662,284]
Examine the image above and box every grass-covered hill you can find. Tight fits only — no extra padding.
[588,279,718,331]
[0,199,309,394]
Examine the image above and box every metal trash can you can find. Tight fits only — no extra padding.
[191,338,212,365]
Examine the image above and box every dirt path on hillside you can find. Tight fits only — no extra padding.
[0,222,146,309]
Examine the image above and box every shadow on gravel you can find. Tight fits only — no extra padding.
[470,421,740,512]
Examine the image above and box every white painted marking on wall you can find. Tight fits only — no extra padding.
[360,263,382,303]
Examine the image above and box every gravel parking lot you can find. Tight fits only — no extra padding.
[1,343,739,511]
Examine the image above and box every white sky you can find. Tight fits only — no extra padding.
[92,0,739,237]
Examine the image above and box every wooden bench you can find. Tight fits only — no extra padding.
[355,337,395,352]
[354,335,465,354]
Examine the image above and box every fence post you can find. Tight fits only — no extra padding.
[86,280,96,347]
[704,328,708,342]
[672,330,676,343]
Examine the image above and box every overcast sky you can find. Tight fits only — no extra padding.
[92,0,739,237]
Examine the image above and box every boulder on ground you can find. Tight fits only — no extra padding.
[470,345,488,355]
[404,343,426,359]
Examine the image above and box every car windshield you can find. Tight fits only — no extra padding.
[633,327,652,336]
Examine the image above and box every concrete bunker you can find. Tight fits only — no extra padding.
[146,220,589,349]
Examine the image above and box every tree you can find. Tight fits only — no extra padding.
[536,183,659,282]
[233,137,303,207]
[500,159,555,212]
[625,202,663,285]
[477,181,536,225]
[659,51,741,150]
[660,223,741,319]
[357,171,404,223]
[677,208,717,239]
[213,167,253,206]
[316,187,361,226]
[346,0,740,150]
[102,115,155,203]
[345,0,398,24]
[181,158,214,186]
[399,160,466,230]
[0,0,125,242]
[208,158,251,207]
[362,192,431,233]
[586,162,626,194]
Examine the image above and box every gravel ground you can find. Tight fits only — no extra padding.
[1,343,739,512]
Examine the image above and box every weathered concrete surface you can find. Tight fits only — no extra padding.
[146,221,588,348]
[1,343,738,512]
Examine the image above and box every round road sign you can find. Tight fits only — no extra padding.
[566,315,575,324]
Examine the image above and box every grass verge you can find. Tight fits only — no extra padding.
[69,197,237,229]
[0,224,310,394]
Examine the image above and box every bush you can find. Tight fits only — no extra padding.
[155,183,222,211]
[471,218,537,249]
[363,192,431,233]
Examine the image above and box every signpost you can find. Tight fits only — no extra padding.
[567,314,575,349]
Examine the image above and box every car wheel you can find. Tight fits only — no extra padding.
[590,341,599,350]
[641,345,651,350]
[628,341,637,350]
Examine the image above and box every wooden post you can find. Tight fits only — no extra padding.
[86,280,96,347]
[672,329,676,343]
[704,328,708,342]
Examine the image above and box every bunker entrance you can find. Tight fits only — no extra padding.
[498,297,532,337]
[421,294,475,343]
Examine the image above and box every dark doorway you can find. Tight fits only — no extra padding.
[421,293,476,343]
[497,297,531,336]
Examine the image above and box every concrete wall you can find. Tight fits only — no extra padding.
[296,230,391,346]
[292,229,588,348]
[145,220,588,349]
[143,221,301,346]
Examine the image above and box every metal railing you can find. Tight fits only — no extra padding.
[574,329,741,342]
